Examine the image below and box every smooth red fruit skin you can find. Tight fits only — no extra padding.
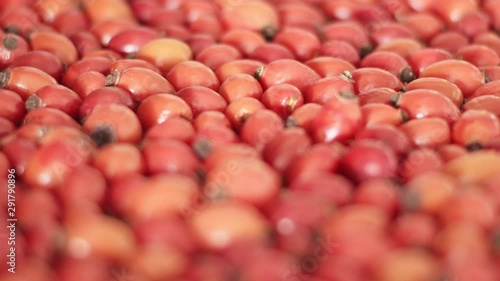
[249,43,295,64]
[83,104,143,144]
[353,179,399,217]
[0,66,58,100]
[373,38,425,59]
[311,99,363,144]
[196,44,243,70]
[304,76,354,105]
[430,31,469,54]
[288,171,353,206]
[109,59,161,74]
[219,29,265,57]
[8,50,64,81]
[90,18,137,46]
[0,89,25,124]
[191,125,238,154]
[0,6,40,37]
[240,109,285,151]
[321,20,371,51]
[203,157,281,209]
[142,139,201,178]
[1,137,37,176]
[23,140,92,189]
[108,26,160,55]
[260,84,304,119]
[144,117,195,144]
[456,44,500,67]
[399,12,444,42]
[0,33,29,69]
[361,103,406,127]
[405,77,463,107]
[391,213,437,248]
[194,111,232,130]
[166,61,220,91]
[283,143,339,182]
[279,1,326,30]
[218,73,263,103]
[400,117,451,148]
[285,102,322,133]
[214,59,264,82]
[185,33,216,58]
[28,85,81,119]
[370,22,416,46]
[69,31,101,58]
[358,87,398,105]
[470,80,500,99]
[473,31,500,57]
[340,140,398,183]
[452,110,500,148]
[464,95,500,117]
[62,57,113,88]
[317,40,360,66]
[255,59,321,94]
[351,68,404,94]
[23,107,80,129]
[355,124,412,156]
[0,117,15,137]
[105,67,175,102]
[176,86,228,117]
[225,97,266,130]
[58,164,106,211]
[29,29,78,66]
[79,86,134,120]
[360,51,412,80]
[71,71,107,100]
[273,27,321,62]
[52,8,90,37]
[399,148,443,181]
[406,48,453,77]
[480,66,500,82]
[262,127,312,173]
[305,57,356,78]
[394,89,460,123]
[136,93,193,130]
[436,144,468,163]
[92,143,145,180]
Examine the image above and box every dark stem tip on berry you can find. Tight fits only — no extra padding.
[90,125,116,147]
[261,25,278,42]
[399,66,416,84]
[193,139,214,160]
[2,35,18,50]
[25,95,42,112]
[389,93,402,107]
[359,44,374,58]
[104,70,121,87]
[254,65,264,80]
[3,25,20,35]
[465,141,483,151]
[0,69,10,88]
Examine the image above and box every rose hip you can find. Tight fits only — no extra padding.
[358,87,398,105]
[136,38,192,73]
[407,48,454,77]
[62,56,113,88]
[317,40,360,66]
[83,104,142,145]
[166,61,220,91]
[83,0,136,25]
[194,111,231,131]
[240,109,285,151]
[0,66,58,100]
[353,179,399,216]
[220,29,266,57]
[456,44,500,67]
[405,77,463,107]
[304,76,355,105]
[23,107,80,129]
[141,139,201,177]
[321,20,371,53]
[0,33,29,69]
[107,26,160,56]
[214,59,264,82]
[219,0,279,34]
[399,12,444,42]
[464,95,500,117]
[68,31,101,58]
[105,67,175,102]
[361,103,406,127]
[195,44,243,70]
[262,127,312,173]
[350,68,404,94]
[399,117,451,148]
[225,97,266,130]
[92,143,144,180]
[191,125,238,157]
[392,89,460,123]
[370,22,416,47]
[273,27,321,62]
[9,50,65,81]
[305,57,356,78]
[27,84,81,118]
[0,89,25,124]
[249,43,295,64]
[136,93,193,130]
[261,84,304,118]
[176,86,228,117]
[71,71,107,100]
[399,148,443,181]
[144,116,195,144]
[90,18,137,46]
[218,73,263,103]
[374,38,424,59]
[79,87,133,120]
[429,31,469,54]
[0,6,39,36]
[355,124,412,156]
[452,109,500,150]
[420,59,485,98]
[28,30,78,66]
[254,59,321,93]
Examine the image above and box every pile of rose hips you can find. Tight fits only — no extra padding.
[1,0,500,280]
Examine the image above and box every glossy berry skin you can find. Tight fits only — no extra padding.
[452,110,500,149]
[304,76,355,105]
[393,89,460,123]
[399,118,451,148]
[340,140,398,184]
[136,93,194,130]
[254,59,321,93]
[305,57,356,78]
[350,68,404,94]
[240,109,285,151]
[405,77,463,107]
[261,84,304,119]
[355,124,412,156]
